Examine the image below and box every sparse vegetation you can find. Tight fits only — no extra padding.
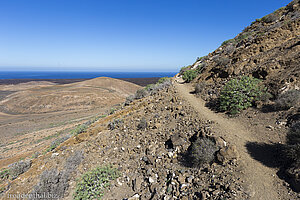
[157,77,171,84]
[213,56,230,66]
[137,118,147,130]
[135,88,148,99]
[31,152,40,159]
[275,90,300,110]
[32,151,84,199]
[188,137,218,167]
[287,122,300,145]
[219,76,269,114]
[194,82,206,94]
[284,144,300,165]
[196,56,206,62]
[182,69,198,83]
[8,160,32,180]
[125,77,172,105]
[45,135,71,153]
[261,13,279,23]
[74,166,120,200]
[179,65,191,75]
[108,119,123,130]
[222,39,235,46]
[0,169,9,181]
[284,122,300,166]
[222,32,253,46]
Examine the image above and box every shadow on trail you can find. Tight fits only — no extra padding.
[246,141,299,192]
[245,142,283,168]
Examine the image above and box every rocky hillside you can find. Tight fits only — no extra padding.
[181,0,299,98]
[1,82,252,199]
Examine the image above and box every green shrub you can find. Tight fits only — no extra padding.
[145,84,154,91]
[188,137,218,167]
[196,56,206,62]
[182,69,198,83]
[45,135,71,153]
[179,65,191,75]
[0,169,9,181]
[219,76,269,114]
[157,77,171,84]
[74,166,120,200]
[275,90,300,110]
[222,39,235,46]
[71,124,88,136]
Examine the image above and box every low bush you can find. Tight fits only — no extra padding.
[157,77,171,84]
[108,119,123,130]
[196,56,206,62]
[31,168,69,199]
[125,77,172,106]
[124,95,135,106]
[182,69,198,83]
[71,124,88,136]
[9,160,32,180]
[219,76,269,114]
[179,65,191,75]
[213,56,230,66]
[261,13,279,23]
[188,137,218,167]
[134,88,148,99]
[0,169,9,181]
[137,118,147,130]
[284,144,300,165]
[32,151,84,199]
[74,166,120,200]
[147,78,172,93]
[46,135,71,152]
[194,82,206,94]
[287,122,300,145]
[221,39,235,46]
[222,32,252,46]
[275,90,300,110]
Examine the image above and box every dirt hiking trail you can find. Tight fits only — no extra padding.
[174,78,282,200]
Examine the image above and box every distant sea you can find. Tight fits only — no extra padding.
[0,71,177,79]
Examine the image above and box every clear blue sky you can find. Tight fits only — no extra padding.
[0,0,291,72]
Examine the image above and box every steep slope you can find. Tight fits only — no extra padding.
[182,0,299,98]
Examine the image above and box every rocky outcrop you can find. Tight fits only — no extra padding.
[187,0,300,98]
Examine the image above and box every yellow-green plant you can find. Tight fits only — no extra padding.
[219,76,269,114]
[182,69,198,83]
[74,166,120,200]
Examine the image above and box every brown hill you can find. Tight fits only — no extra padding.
[0,77,141,114]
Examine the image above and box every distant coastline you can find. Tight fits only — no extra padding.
[0,71,177,79]
[0,78,162,87]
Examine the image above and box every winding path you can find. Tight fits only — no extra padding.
[174,78,280,200]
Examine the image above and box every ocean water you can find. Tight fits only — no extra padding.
[0,71,177,79]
